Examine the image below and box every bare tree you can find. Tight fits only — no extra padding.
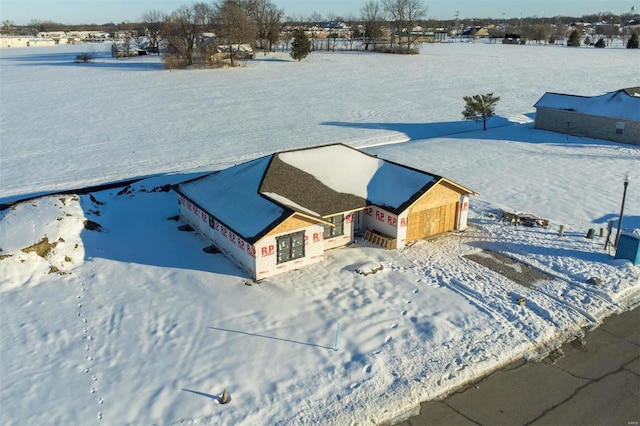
[141,9,166,54]
[343,13,357,51]
[1,20,15,35]
[244,0,283,53]
[382,0,428,53]
[164,3,213,67]
[27,19,43,36]
[360,1,386,51]
[214,0,257,65]
[521,23,551,44]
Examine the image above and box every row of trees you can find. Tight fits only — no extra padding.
[567,28,639,48]
[140,0,283,67]
[147,0,432,67]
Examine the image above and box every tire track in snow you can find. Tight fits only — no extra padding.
[395,241,557,348]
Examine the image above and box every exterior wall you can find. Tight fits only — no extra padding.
[362,205,400,237]
[0,37,30,48]
[406,182,463,241]
[535,108,640,146]
[396,211,409,248]
[254,223,324,280]
[178,194,256,277]
[323,212,356,250]
[27,39,56,46]
[409,181,462,213]
[457,196,470,231]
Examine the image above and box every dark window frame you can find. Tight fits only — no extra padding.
[276,231,305,264]
[323,215,345,239]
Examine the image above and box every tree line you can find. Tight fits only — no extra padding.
[1,1,638,67]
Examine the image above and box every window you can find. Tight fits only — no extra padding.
[616,122,624,135]
[323,215,344,239]
[276,231,305,264]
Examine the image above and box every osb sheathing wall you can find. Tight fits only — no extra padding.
[263,214,319,239]
[408,181,462,214]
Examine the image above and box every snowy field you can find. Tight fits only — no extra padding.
[1,42,639,425]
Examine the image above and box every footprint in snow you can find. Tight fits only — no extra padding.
[401,310,407,316]
[413,289,419,294]
[391,324,398,329]
[385,336,392,343]
[98,398,103,404]
[406,300,412,304]
[364,365,372,374]
[90,387,96,394]
[98,412,102,420]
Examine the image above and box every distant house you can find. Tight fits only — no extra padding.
[534,88,640,145]
[173,144,477,280]
[0,36,29,48]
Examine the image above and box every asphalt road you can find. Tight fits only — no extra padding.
[396,307,640,426]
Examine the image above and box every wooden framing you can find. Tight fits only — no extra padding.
[406,180,467,241]
[262,214,318,238]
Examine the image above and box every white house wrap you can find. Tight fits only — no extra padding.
[173,144,477,280]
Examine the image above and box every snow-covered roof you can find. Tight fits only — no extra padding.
[272,144,438,213]
[175,144,475,242]
[534,88,640,122]
[175,156,289,242]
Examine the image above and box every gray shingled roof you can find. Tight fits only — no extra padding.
[260,154,367,217]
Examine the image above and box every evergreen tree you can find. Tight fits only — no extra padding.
[584,36,591,45]
[290,29,311,61]
[627,32,639,49]
[462,93,500,131]
[567,29,581,47]
[594,37,606,48]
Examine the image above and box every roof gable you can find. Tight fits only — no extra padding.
[534,88,640,122]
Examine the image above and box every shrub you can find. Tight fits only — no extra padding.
[75,52,94,63]
[594,38,606,48]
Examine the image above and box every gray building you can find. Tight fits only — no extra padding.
[534,88,640,145]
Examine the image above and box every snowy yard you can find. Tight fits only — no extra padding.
[1,42,639,425]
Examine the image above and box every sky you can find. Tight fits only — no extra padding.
[0,0,637,25]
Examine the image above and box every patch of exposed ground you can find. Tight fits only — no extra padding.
[21,237,58,259]
[464,250,550,288]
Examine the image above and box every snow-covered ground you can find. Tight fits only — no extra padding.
[1,42,639,425]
